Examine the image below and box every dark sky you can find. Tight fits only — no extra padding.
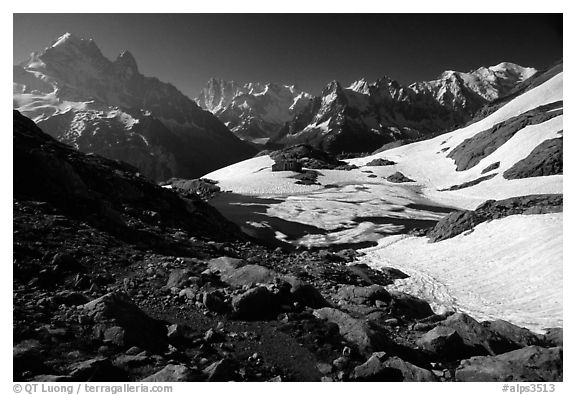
[13,14,562,98]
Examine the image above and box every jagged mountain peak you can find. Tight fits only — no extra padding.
[115,50,139,71]
[14,33,256,181]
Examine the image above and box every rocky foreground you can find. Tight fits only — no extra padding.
[13,111,562,382]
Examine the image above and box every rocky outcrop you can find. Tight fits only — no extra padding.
[428,194,563,242]
[503,137,562,179]
[448,101,563,171]
[439,173,496,191]
[271,160,302,172]
[386,172,416,183]
[365,158,396,166]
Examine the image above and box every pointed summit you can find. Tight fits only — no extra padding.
[115,50,139,74]
[51,32,81,48]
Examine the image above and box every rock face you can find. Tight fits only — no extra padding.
[503,137,563,179]
[197,79,313,143]
[455,346,563,382]
[428,194,563,242]
[13,33,256,181]
[270,63,536,154]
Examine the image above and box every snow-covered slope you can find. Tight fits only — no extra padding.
[197,79,313,143]
[13,33,256,181]
[269,62,537,154]
[205,69,562,331]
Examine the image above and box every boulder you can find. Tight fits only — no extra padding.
[220,264,278,288]
[417,325,465,360]
[484,319,544,348]
[313,307,389,354]
[68,357,124,381]
[442,313,515,356]
[382,356,438,382]
[365,158,396,166]
[543,328,563,347]
[203,359,238,381]
[207,256,244,276]
[166,268,193,289]
[388,291,434,319]
[353,354,396,381]
[13,339,48,380]
[337,284,391,306]
[142,364,198,382]
[284,276,329,308]
[386,172,415,183]
[353,353,437,382]
[456,346,562,382]
[202,291,229,313]
[83,291,168,352]
[232,286,278,319]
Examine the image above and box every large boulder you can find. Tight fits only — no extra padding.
[455,346,562,382]
[142,364,199,382]
[207,256,244,276]
[82,291,168,352]
[386,172,415,183]
[166,268,193,289]
[67,357,125,381]
[417,325,465,360]
[442,313,515,356]
[484,319,544,348]
[352,353,437,382]
[313,307,389,354]
[284,276,330,308]
[203,359,239,381]
[337,285,391,306]
[543,328,563,347]
[220,264,278,288]
[388,291,434,319]
[232,286,278,319]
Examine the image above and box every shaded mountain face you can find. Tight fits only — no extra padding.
[13,110,241,244]
[268,63,537,154]
[13,33,256,181]
[196,79,313,144]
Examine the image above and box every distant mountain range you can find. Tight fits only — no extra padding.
[13,33,256,181]
[198,63,537,153]
[196,79,313,144]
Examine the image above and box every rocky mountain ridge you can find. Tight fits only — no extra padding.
[269,62,537,153]
[197,78,313,143]
[13,33,256,181]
